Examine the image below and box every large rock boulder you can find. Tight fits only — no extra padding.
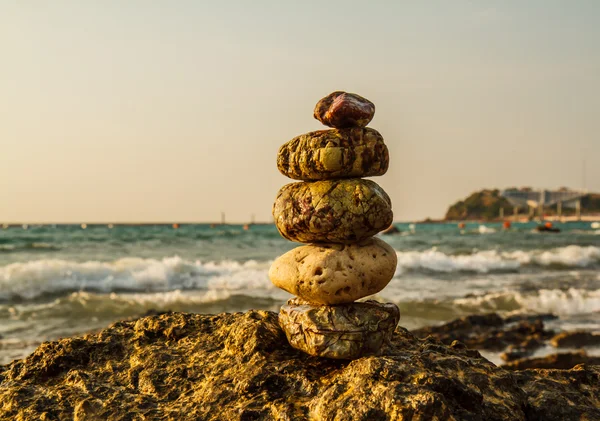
[412,313,555,352]
[272,179,393,244]
[550,330,600,348]
[277,127,388,181]
[313,91,375,129]
[269,238,397,305]
[279,298,399,359]
[1,311,599,420]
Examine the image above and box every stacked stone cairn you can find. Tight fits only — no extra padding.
[269,91,400,359]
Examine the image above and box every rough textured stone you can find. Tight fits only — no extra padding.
[273,179,393,244]
[278,298,399,359]
[550,330,600,348]
[1,311,599,420]
[513,364,600,420]
[503,313,558,324]
[501,347,536,362]
[502,350,600,370]
[268,238,397,305]
[412,313,554,352]
[314,91,375,128]
[276,127,388,181]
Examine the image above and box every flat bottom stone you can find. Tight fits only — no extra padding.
[279,298,400,359]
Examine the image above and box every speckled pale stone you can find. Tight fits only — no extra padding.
[279,298,400,359]
[277,128,389,181]
[269,238,397,305]
[314,91,375,128]
[272,179,393,244]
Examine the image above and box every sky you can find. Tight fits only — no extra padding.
[1,1,599,223]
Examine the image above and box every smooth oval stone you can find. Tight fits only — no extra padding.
[314,91,375,128]
[272,179,393,244]
[277,128,389,181]
[269,238,397,305]
[279,298,400,359]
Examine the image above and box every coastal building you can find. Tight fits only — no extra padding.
[501,188,587,219]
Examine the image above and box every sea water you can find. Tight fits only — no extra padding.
[1,222,599,364]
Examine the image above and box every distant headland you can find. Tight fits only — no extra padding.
[444,188,600,222]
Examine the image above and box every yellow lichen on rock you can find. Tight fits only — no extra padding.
[272,179,393,244]
[277,127,388,180]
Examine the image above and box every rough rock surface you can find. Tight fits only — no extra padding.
[268,238,397,305]
[1,311,599,421]
[550,330,600,348]
[279,298,399,359]
[276,127,388,181]
[503,351,600,370]
[411,313,600,370]
[412,313,554,352]
[313,91,375,128]
[273,179,392,244]
[512,364,600,420]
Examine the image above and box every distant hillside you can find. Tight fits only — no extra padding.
[445,189,600,221]
[445,189,513,221]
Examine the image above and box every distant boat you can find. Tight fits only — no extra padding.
[536,222,560,233]
[81,223,87,229]
[172,223,180,229]
[107,223,114,229]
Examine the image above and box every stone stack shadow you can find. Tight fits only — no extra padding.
[269,91,400,359]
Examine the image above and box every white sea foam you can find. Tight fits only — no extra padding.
[396,248,519,274]
[1,245,599,300]
[478,225,497,234]
[505,245,600,267]
[454,288,600,316]
[0,256,274,300]
[396,245,600,274]
[515,288,600,315]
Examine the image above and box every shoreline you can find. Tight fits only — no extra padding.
[2,216,600,228]
[1,309,598,420]
[2,308,598,370]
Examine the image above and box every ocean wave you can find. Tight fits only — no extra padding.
[396,249,519,274]
[1,245,599,301]
[0,256,275,301]
[453,288,600,316]
[477,225,497,234]
[396,245,600,274]
[0,242,61,253]
[1,290,289,326]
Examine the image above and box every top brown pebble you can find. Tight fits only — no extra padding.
[314,91,375,128]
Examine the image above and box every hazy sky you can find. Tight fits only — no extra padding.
[1,1,599,223]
